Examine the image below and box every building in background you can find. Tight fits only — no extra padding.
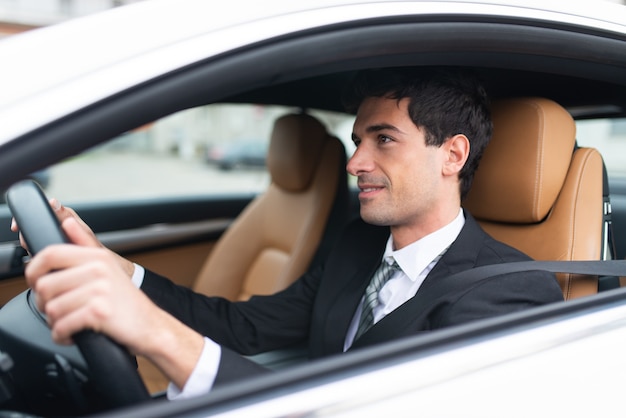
[0,0,144,38]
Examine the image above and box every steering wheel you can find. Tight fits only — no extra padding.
[2,180,150,415]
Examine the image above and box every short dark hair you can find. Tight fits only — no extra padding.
[343,67,492,199]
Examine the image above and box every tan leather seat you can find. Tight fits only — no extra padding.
[192,113,348,300]
[463,97,604,300]
[139,113,348,393]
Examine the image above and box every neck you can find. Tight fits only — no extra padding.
[390,206,461,250]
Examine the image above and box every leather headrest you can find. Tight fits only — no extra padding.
[464,97,576,224]
[267,113,329,192]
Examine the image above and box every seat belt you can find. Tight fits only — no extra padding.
[424,260,626,303]
[415,260,626,303]
[431,259,626,296]
[373,259,626,340]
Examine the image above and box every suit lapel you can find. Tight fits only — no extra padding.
[315,219,388,356]
[350,214,488,349]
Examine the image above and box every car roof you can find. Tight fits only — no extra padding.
[2,0,626,145]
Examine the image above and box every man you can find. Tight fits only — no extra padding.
[18,67,564,399]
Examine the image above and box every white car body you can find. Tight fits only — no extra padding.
[1,1,626,417]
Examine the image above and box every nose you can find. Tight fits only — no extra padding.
[346,144,373,177]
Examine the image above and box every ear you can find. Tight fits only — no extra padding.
[442,134,470,177]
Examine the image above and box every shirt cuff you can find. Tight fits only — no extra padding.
[130,263,145,288]
[166,337,222,400]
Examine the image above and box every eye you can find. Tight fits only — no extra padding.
[379,135,393,144]
[352,138,361,147]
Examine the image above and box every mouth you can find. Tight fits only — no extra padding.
[358,184,385,199]
[361,187,382,193]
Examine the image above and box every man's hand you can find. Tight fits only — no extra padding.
[22,205,204,390]
[11,198,135,278]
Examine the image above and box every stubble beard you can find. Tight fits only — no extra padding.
[359,199,396,226]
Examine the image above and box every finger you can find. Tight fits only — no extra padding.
[62,217,128,275]
[52,201,90,231]
[55,204,102,248]
[48,198,62,212]
[61,217,100,248]
[25,244,105,289]
[49,198,74,224]
[31,259,104,310]
[49,301,105,345]
[44,273,113,333]
[45,270,147,348]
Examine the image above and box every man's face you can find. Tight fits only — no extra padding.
[347,96,447,232]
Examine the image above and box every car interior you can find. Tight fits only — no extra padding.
[81,81,625,395]
[1,63,626,414]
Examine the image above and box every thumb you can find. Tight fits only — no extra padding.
[62,217,100,248]
[61,217,135,278]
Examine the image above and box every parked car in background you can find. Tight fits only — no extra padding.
[205,140,267,170]
[1,0,626,417]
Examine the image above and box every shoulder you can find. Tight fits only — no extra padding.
[462,212,534,265]
[476,232,533,265]
[458,215,564,300]
[451,213,563,293]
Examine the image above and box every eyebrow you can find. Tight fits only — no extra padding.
[365,123,403,134]
[352,123,404,141]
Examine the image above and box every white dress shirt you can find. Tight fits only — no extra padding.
[343,209,465,350]
[133,209,466,399]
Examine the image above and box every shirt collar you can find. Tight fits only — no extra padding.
[382,208,465,281]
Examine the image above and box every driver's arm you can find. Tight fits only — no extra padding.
[20,201,266,399]
[131,264,221,399]
[21,208,207,394]
[131,264,269,398]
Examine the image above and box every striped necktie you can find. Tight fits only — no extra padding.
[354,260,399,340]
[353,246,450,341]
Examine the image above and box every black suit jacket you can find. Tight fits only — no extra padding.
[141,213,563,382]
